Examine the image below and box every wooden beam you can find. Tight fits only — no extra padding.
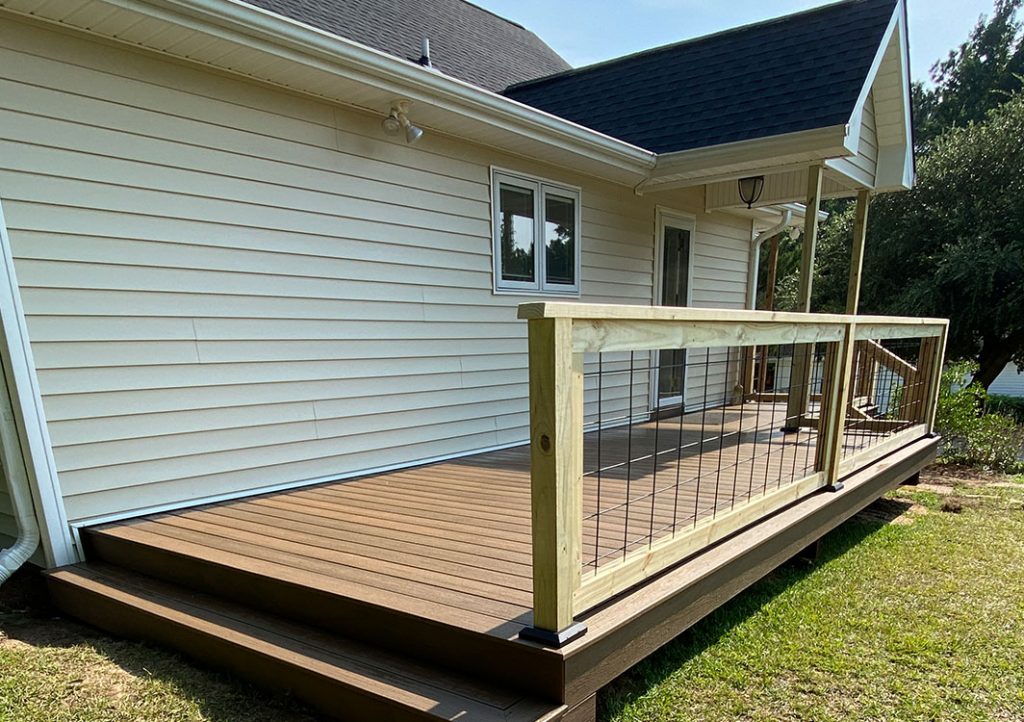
[765,235,780,312]
[924,326,948,432]
[816,325,857,487]
[526,318,584,636]
[757,235,781,394]
[846,190,870,314]
[785,165,824,429]
[797,164,824,313]
[916,336,941,426]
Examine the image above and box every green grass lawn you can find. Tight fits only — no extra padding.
[601,468,1024,722]
[1,467,1021,722]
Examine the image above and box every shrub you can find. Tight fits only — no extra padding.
[962,413,1024,472]
[936,361,1024,472]
[935,361,986,442]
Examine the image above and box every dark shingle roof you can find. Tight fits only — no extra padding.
[504,0,898,153]
[240,0,571,91]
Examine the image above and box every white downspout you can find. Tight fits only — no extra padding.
[746,210,792,309]
[0,372,39,584]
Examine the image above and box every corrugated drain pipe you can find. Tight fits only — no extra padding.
[746,210,792,309]
[0,377,39,585]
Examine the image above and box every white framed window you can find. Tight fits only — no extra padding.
[491,169,581,295]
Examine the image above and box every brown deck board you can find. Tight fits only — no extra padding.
[155,513,535,600]
[89,403,900,646]
[197,507,533,582]
[47,564,559,721]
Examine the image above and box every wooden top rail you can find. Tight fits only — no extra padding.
[519,303,947,355]
[518,302,948,330]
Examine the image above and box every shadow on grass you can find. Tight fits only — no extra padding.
[0,567,320,722]
[598,504,906,721]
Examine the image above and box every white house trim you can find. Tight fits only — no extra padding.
[0,198,76,566]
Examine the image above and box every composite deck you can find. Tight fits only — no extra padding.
[47,403,939,721]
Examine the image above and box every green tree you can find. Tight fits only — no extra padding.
[790,0,1024,389]
[859,92,1024,388]
[914,0,1024,149]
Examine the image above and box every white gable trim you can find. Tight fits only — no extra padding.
[845,0,914,191]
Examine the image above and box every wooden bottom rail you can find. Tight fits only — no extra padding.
[837,425,928,477]
[573,471,825,613]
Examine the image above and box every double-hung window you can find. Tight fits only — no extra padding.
[491,170,581,295]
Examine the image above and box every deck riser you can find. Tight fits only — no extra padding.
[46,576,449,722]
[80,530,565,702]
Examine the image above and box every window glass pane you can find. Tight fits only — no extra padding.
[660,227,690,306]
[544,193,575,286]
[499,184,535,283]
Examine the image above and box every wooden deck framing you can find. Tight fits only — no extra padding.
[47,401,939,721]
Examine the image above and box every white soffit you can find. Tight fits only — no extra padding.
[704,167,857,213]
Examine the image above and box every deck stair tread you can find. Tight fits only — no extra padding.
[82,519,533,638]
[46,563,563,722]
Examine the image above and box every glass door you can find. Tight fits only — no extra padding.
[655,215,692,408]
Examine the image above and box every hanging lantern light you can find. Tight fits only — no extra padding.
[737,176,765,209]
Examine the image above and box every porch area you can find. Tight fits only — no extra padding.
[45,304,946,721]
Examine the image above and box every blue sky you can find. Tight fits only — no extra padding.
[473,0,997,84]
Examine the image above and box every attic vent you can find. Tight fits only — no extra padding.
[419,37,432,68]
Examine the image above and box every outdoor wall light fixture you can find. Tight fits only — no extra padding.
[737,175,765,208]
[382,100,424,144]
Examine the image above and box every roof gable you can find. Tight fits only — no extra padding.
[504,0,899,154]
[240,0,571,91]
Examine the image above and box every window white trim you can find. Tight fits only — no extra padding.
[490,168,582,296]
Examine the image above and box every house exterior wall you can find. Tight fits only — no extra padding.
[990,364,1024,398]
[0,18,753,526]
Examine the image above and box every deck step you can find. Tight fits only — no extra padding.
[45,563,564,722]
[79,523,563,700]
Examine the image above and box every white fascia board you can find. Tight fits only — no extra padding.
[874,2,915,191]
[644,124,850,188]
[844,2,901,155]
[824,157,875,189]
[848,0,914,190]
[63,0,657,178]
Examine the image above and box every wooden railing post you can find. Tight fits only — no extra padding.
[782,344,813,432]
[854,340,874,399]
[742,345,756,398]
[815,322,856,490]
[918,331,945,431]
[519,317,586,647]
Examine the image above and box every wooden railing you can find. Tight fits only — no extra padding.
[517,302,947,643]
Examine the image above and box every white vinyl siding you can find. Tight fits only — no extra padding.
[0,19,753,525]
[989,364,1024,398]
[827,90,879,187]
[684,214,752,410]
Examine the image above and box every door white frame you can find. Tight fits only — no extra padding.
[651,207,696,412]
